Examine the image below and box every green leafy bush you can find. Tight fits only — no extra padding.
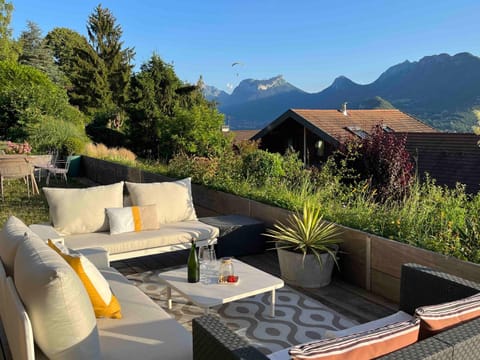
[242,149,285,186]
[0,61,87,151]
[26,116,88,154]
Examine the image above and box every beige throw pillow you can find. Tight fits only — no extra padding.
[43,182,124,235]
[126,178,197,224]
[14,232,101,359]
[0,216,31,275]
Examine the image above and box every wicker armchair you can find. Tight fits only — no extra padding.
[0,158,35,200]
[193,263,480,360]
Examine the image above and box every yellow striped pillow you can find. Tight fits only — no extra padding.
[47,240,122,319]
[106,205,159,235]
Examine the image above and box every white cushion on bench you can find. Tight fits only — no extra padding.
[98,267,192,360]
[43,182,124,235]
[63,220,219,255]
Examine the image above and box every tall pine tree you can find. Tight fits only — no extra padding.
[87,5,134,111]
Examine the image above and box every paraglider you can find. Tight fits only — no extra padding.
[231,62,244,77]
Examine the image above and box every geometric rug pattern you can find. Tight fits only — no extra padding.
[127,270,357,354]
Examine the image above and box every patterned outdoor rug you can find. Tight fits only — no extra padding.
[127,270,357,354]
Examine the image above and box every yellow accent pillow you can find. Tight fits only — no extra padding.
[48,240,122,319]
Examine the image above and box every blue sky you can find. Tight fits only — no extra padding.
[9,0,480,93]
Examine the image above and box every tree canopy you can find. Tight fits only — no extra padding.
[0,4,229,160]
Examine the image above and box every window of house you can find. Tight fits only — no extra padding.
[382,124,394,133]
[346,126,369,139]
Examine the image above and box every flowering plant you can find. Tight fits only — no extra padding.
[4,141,32,154]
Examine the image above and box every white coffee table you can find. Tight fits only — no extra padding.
[158,258,284,317]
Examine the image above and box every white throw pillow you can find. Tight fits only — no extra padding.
[0,216,31,275]
[106,205,159,235]
[14,232,101,359]
[43,182,124,235]
[126,178,197,224]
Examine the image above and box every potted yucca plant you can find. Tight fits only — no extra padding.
[264,202,343,288]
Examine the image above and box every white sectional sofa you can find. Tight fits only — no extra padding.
[32,179,219,261]
[0,216,193,360]
[0,178,221,359]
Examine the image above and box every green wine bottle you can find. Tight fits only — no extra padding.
[187,240,199,283]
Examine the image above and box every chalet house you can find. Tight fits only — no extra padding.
[404,132,480,194]
[251,106,436,166]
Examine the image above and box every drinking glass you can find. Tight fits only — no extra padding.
[198,246,209,284]
[205,246,218,281]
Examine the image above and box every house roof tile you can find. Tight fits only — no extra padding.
[291,109,436,142]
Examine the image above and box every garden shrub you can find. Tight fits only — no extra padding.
[26,116,88,154]
[340,125,414,202]
[0,61,87,142]
[242,149,285,187]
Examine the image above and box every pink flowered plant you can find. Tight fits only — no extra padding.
[4,141,32,154]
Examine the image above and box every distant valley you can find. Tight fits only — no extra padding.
[203,52,480,132]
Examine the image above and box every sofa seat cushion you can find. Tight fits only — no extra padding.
[289,319,420,360]
[415,292,480,339]
[324,311,413,339]
[63,220,219,255]
[98,267,192,360]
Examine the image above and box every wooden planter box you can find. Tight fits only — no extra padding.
[81,156,480,302]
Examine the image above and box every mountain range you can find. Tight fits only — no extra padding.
[203,52,480,132]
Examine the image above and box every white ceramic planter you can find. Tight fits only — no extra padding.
[276,245,337,288]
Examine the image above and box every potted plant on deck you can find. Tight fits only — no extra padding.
[264,202,343,288]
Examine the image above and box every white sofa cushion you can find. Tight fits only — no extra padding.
[14,232,101,359]
[126,178,197,225]
[3,277,35,360]
[62,220,219,256]
[0,260,6,320]
[0,215,31,275]
[43,182,124,235]
[98,267,192,360]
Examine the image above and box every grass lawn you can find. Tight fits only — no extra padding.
[0,176,86,226]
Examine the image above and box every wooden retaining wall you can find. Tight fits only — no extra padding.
[81,156,480,302]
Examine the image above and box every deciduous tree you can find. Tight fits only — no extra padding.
[0,0,18,61]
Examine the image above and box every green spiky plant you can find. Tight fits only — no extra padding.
[264,202,343,269]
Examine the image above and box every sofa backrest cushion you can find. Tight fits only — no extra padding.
[106,205,159,235]
[14,232,101,359]
[289,319,420,360]
[0,259,6,321]
[415,292,480,339]
[126,178,197,225]
[43,182,124,235]
[3,277,35,360]
[48,240,122,319]
[0,215,30,275]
